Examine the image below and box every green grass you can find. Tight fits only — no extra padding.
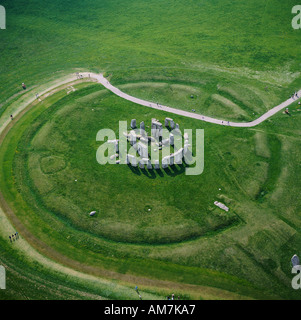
[1,82,301,300]
[1,0,301,104]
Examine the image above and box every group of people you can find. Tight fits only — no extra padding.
[284,91,300,115]
[167,293,180,300]
[135,286,181,300]
[21,82,39,99]
[76,72,84,79]
[9,232,19,242]
[291,91,299,100]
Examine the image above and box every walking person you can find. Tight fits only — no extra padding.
[135,286,142,300]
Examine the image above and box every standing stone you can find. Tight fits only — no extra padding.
[127,154,134,163]
[174,148,184,164]
[115,140,119,153]
[137,143,142,157]
[292,254,300,267]
[131,119,137,129]
[184,142,190,155]
[162,138,170,146]
[169,133,174,145]
[128,154,137,167]
[110,154,118,160]
[151,119,157,138]
[151,120,162,139]
[174,123,181,135]
[170,120,175,129]
[157,122,163,137]
[147,159,152,170]
[154,160,160,170]
[129,130,136,146]
[162,156,170,168]
[140,121,145,135]
[139,160,144,169]
[131,156,138,167]
[214,201,229,212]
[151,119,156,129]
[132,158,138,167]
[107,139,119,153]
[138,142,148,158]
[162,162,168,169]
[148,136,155,143]
[184,142,193,163]
[165,117,173,127]
[140,136,148,144]
[184,132,189,146]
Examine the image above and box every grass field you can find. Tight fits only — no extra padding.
[1,0,301,300]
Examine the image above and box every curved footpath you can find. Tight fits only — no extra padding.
[1,72,299,133]
[88,72,301,128]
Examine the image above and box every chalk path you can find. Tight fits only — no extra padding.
[82,73,300,128]
[2,72,299,132]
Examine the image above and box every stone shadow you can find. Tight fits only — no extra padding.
[163,163,188,177]
[127,164,141,176]
[128,162,189,178]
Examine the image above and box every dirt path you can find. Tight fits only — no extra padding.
[87,72,300,127]
[2,72,298,133]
